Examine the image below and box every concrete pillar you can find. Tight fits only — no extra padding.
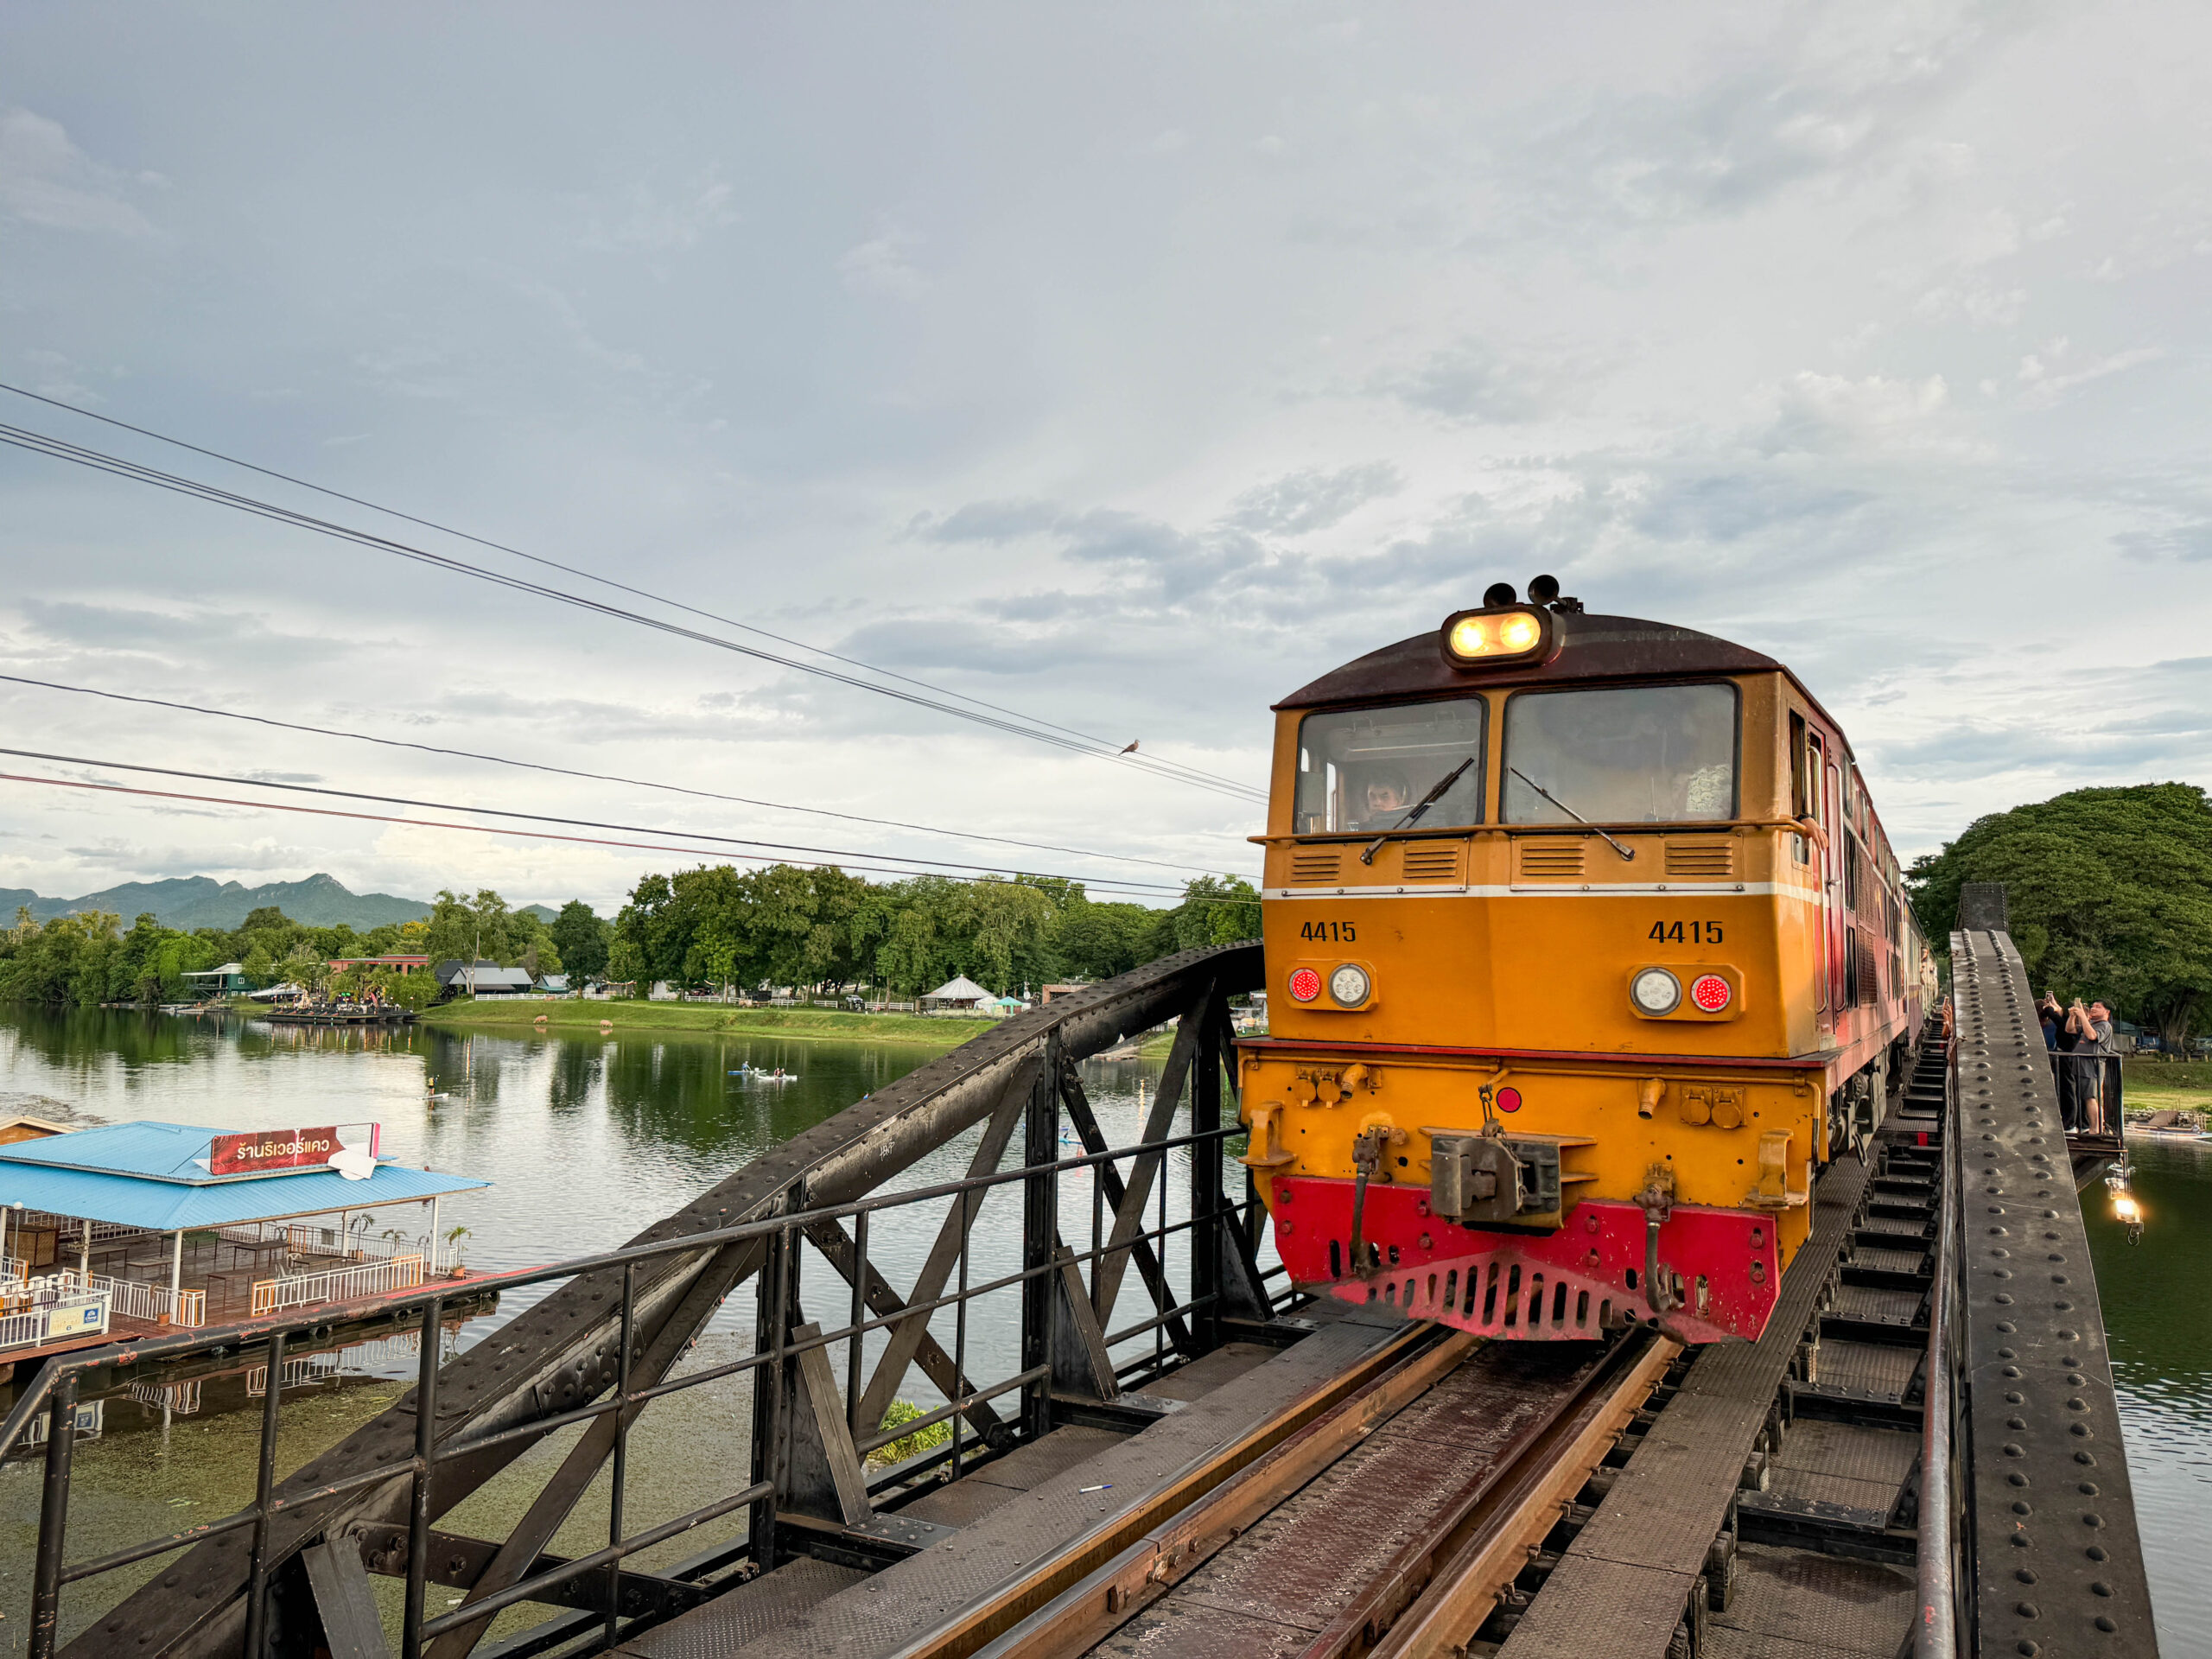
[168,1230,183,1316]
[79,1217,91,1281]
[429,1196,442,1270]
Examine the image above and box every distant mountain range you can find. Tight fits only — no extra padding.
[0,873,559,932]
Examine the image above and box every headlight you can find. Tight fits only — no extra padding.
[1630,967,1681,1015]
[1288,967,1322,1003]
[1440,606,1550,666]
[1497,611,1542,652]
[1329,963,1371,1006]
[1446,615,1497,658]
[1690,973,1732,1013]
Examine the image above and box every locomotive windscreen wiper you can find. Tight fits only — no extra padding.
[1358,753,1477,865]
[1507,766,1637,861]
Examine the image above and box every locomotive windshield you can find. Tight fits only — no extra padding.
[1295,697,1486,834]
[1502,683,1738,824]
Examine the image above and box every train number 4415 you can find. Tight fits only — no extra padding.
[1649,920,1724,944]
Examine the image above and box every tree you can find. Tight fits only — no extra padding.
[1908,783,2212,1046]
[1165,876,1262,951]
[549,899,612,981]
[422,889,533,969]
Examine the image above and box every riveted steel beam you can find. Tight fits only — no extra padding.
[1951,927,2157,1656]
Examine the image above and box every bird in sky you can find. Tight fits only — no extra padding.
[1120,741,1139,753]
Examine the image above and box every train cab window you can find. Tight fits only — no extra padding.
[1788,712,1812,863]
[1501,683,1738,824]
[1295,698,1486,834]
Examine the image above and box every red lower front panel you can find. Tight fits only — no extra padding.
[1270,1177,1781,1344]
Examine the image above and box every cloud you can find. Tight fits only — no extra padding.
[912,499,1063,544]
[0,106,154,236]
[1758,371,1954,454]
[2015,342,2163,410]
[1370,340,1555,423]
[1227,463,1402,534]
[2114,523,2212,563]
[837,226,927,299]
[584,176,739,251]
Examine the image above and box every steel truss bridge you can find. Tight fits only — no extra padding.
[7,890,2162,1658]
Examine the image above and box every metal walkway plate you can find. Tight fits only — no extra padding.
[624,1306,1414,1659]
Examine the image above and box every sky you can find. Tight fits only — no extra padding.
[0,2,2207,914]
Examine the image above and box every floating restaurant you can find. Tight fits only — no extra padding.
[0,1118,487,1376]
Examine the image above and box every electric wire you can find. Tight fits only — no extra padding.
[0,769,1260,907]
[0,744,1215,893]
[0,385,1266,803]
[0,671,1225,880]
[0,416,1262,804]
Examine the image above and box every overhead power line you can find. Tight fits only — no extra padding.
[0,416,1262,804]
[0,671,1225,880]
[0,744,1208,892]
[0,383,1267,803]
[0,767,1260,908]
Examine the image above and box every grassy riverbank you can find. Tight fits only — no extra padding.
[421,998,1000,1048]
[2122,1058,2212,1114]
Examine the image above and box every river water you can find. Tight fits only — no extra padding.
[0,1009,2203,1652]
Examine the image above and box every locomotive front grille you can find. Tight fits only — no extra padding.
[1662,838,1736,879]
[1515,839,1586,879]
[1399,842,1463,881]
[1288,849,1344,884]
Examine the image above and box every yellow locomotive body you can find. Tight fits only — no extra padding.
[1243,594,1927,1343]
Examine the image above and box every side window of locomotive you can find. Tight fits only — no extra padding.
[1294,698,1487,834]
[1501,683,1738,824]
[1787,711,1813,863]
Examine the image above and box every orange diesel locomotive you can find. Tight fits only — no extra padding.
[1241,580,1929,1344]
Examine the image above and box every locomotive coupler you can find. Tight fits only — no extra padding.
[1346,1124,1395,1279]
[1634,1165,1681,1316]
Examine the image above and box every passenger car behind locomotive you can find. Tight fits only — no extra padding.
[1241,582,1928,1344]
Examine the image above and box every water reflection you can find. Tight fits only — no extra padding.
[2085,1132,2212,1651]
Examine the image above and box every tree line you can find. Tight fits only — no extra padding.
[1907,781,2212,1047]
[0,864,1256,1007]
[0,888,614,1008]
[607,868,1259,1000]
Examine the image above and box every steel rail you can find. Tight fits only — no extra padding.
[967,1331,1675,1659]
[1365,1334,1682,1659]
[889,1323,1460,1659]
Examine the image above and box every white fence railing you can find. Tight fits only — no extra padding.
[0,1288,110,1353]
[217,1220,435,1269]
[45,1269,205,1328]
[251,1254,424,1318]
[11,1212,137,1243]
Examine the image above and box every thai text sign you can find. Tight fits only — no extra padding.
[209,1122,379,1179]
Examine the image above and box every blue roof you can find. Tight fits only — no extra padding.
[0,1122,486,1231]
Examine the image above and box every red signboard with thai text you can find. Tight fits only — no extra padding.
[208,1123,379,1179]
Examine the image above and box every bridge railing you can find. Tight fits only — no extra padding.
[10,942,1279,1659]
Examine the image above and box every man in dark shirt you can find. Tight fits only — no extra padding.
[2065,998,2120,1132]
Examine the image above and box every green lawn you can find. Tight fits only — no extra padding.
[422,999,999,1048]
[2122,1058,2212,1092]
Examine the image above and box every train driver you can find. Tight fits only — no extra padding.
[1351,766,1411,830]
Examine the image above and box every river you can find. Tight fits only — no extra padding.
[0,1009,2203,1652]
